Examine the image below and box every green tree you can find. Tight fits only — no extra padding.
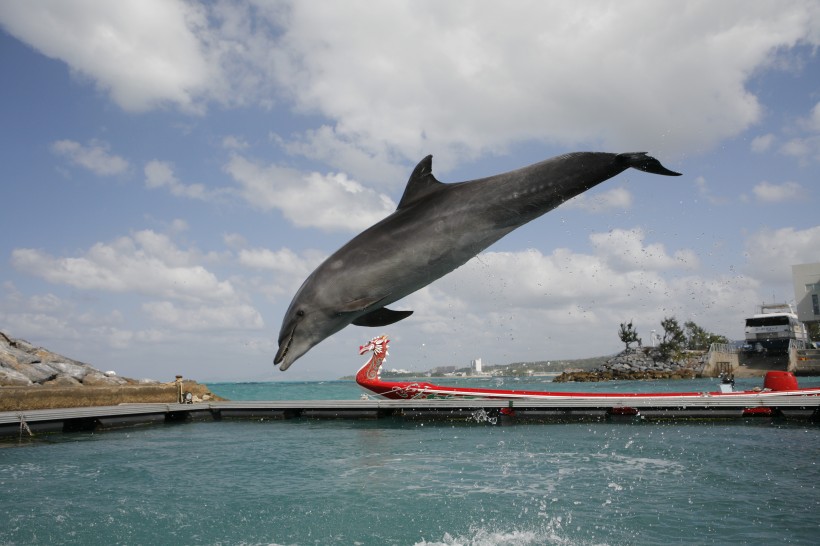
[657,316,686,360]
[618,320,642,350]
[684,320,729,350]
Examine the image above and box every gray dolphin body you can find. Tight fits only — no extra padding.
[274,152,680,370]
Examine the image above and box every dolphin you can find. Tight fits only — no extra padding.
[274,152,681,370]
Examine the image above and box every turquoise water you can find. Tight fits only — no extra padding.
[2,378,820,545]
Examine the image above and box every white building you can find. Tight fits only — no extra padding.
[471,358,482,374]
[792,263,820,326]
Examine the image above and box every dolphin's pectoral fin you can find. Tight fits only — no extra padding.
[352,308,414,327]
[340,294,413,325]
[396,155,445,209]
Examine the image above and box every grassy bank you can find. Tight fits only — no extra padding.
[0,381,222,411]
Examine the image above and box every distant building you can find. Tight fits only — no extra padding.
[792,263,820,326]
[471,358,483,374]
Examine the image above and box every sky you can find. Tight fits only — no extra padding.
[1,1,819,382]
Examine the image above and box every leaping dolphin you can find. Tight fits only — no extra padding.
[274,152,681,370]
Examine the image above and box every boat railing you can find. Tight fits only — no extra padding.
[708,342,738,355]
[789,338,809,351]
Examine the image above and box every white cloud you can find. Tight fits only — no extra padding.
[751,133,775,153]
[236,246,329,302]
[142,301,263,331]
[0,0,215,112]
[564,187,632,212]
[169,219,190,235]
[277,126,408,186]
[266,1,820,163]
[144,160,219,200]
[0,286,137,352]
[4,228,270,359]
[589,228,700,272]
[803,102,820,132]
[28,293,68,313]
[752,180,805,202]
[383,232,755,363]
[222,135,249,150]
[223,233,248,249]
[425,229,699,323]
[694,176,729,205]
[780,136,820,164]
[0,280,266,377]
[6,2,820,167]
[225,154,396,232]
[774,102,820,163]
[10,230,236,303]
[51,139,129,175]
[238,247,323,275]
[744,225,820,283]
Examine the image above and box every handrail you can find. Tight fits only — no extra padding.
[708,342,738,354]
[789,338,809,351]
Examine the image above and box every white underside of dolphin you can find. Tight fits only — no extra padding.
[274,152,681,370]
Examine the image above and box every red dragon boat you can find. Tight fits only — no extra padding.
[355,335,820,406]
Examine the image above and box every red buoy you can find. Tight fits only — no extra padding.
[763,371,799,391]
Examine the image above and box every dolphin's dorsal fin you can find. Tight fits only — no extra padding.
[396,155,444,209]
[352,307,414,327]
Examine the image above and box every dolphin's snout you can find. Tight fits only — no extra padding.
[274,346,293,371]
[273,323,296,368]
[273,344,286,366]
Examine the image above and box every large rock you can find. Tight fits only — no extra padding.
[0,343,39,367]
[0,367,33,386]
[42,361,90,381]
[0,331,153,387]
[82,371,128,386]
[43,374,82,387]
[16,362,59,383]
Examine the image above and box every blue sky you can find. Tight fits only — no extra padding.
[1,1,819,381]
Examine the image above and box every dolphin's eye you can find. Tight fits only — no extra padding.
[296,310,305,317]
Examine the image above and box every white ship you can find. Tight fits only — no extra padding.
[744,303,809,353]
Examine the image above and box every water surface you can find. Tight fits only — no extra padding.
[2,378,819,545]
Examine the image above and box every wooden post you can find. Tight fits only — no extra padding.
[175,375,183,404]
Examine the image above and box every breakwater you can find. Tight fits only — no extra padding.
[554,347,700,382]
[0,331,219,410]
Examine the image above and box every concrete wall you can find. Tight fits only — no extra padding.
[700,350,739,377]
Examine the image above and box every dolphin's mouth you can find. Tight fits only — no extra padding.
[274,325,296,368]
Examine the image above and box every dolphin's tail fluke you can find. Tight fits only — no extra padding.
[618,152,682,176]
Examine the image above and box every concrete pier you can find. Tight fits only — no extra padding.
[2,394,820,438]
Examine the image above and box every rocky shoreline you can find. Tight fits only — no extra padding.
[0,331,221,410]
[1,331,147,387]
[553,347,701,382]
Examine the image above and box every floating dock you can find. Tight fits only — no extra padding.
[2,393,820,438]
